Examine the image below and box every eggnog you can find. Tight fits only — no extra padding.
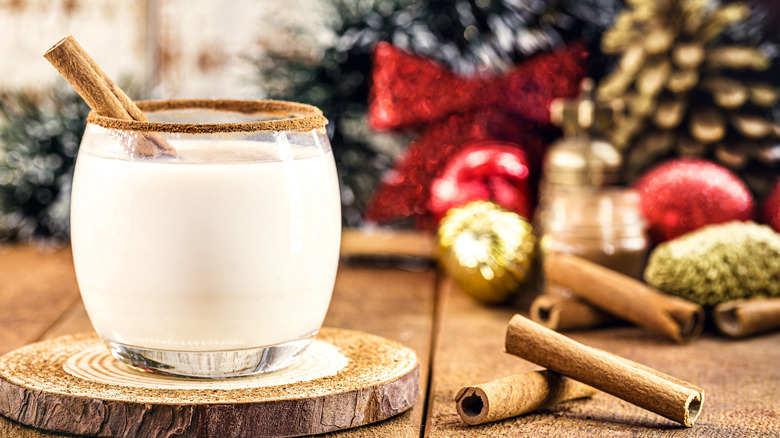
[71,137,341,354]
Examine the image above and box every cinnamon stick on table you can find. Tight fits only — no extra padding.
[530,294,619,331]
[43,35,175,157]
[713,297,780,338]
[505,314,704,427]
[455,370,597,425]
[545,252,704,343]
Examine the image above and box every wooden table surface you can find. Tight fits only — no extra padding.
[1,240,779,437]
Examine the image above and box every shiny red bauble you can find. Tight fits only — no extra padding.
[634,159,755,243]
[430,141,533,223]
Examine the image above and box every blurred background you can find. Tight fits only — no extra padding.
[0,0,334,243]
[2,0,780,248]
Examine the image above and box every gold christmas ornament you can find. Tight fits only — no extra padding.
[597,0,780,197]
[436,200,536,304]
[644,221,780,306]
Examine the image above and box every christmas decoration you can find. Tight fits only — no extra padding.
[429,140,534,224]
[255,0,621,226]
[0,88,89,243]
[634,158,754,243]
[761,178,780,232]
[597,0,780,198]
[364,110,544,229]
[645,221,780,306]
[364,41,587,228]
[436,200,536,304]
[368,41,588,131]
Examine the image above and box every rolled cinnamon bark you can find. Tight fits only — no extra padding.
[530,294,620,331]
[44,36,132,121]
[505,314,704,427]
[713,298,780,338]
[44,35,176,157]
[455,370,598,425]
[544,252,704,343]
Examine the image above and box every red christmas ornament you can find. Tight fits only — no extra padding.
[430,141,533,223]
[364,41,587,228]
[364,111,544,229]
[761,179,780,232]
[634,159,755,243]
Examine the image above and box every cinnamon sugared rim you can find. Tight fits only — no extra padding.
[86,99,328,133]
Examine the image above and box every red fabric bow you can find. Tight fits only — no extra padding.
[364,41,587,228]
[368,41,587,131]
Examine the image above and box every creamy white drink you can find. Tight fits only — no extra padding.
[71,135,341,353]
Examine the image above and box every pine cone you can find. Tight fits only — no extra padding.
[644,221,780,306]
[597,0,780,198]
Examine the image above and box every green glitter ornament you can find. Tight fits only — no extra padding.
[644,221,780,306]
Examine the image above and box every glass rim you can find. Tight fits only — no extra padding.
[86,99,328,134]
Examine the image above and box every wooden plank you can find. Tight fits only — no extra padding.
[0,244,437,437]
[322,264,437,437]
[0,246,80,356]
[424,278,531,436]
[341,228,435,259]
[39,297,93,341]
[40,264,438,437]
[426,277,780,437]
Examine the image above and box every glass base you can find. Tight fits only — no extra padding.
[104,333,316,379]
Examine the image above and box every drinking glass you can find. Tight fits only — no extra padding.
[70,100,341,378]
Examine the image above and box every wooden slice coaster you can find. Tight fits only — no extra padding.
[0,328,419,438]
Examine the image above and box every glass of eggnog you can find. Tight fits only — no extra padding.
[70,100,341,378]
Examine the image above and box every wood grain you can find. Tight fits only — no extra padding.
[0,246,80,356]
[426,276,780,437]
[39,298,94,341]
[425,277,538,435]
[2,244,780,436]
[322,264,436,438]
[0,245,438,438]
[0,329,418,438]
[340,228,435,259]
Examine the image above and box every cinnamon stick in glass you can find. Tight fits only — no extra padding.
[455,370,597,425]
[544,252,704,343]
[505,314,704,427]
[713,297,780,338]
[530,294,619,331]
[43,35,176,157]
